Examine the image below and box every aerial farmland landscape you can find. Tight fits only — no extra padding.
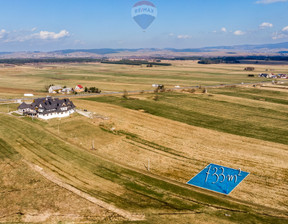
[0,60,287,223]
[0,1,288,224]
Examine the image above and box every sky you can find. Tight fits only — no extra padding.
[1,0,288,51]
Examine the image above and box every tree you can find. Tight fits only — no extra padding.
[45,84,54,91]
[88,87,100,93]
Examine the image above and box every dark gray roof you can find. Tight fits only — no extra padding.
[18,97,76,114]
[18,102,29,109]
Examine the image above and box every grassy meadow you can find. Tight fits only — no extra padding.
[0,61,287,223]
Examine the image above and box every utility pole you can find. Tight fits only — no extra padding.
[148,158,150,172]
[144,158,151,172]
[58,118,61,134]
[92,140,95,150]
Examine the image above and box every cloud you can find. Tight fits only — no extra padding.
[256,0,288,4]
[221,27,227,32]
[282,26,288,32]
[259,22,273,29]
[234,30,245,35]
[272,26,288,39]
[0,29,7,39]
[272,32,288,39]
[0,28,70,43]
[177,35,192,39]
[34,30,70,40]
[212,27,227,33]
[256,0,287,4]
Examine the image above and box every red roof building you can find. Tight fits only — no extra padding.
[75,85,84,92]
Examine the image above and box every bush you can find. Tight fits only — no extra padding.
[88,87,101,93]
[122,90,128,99]
[153,95,159,101]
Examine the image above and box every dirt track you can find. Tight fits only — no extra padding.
[23,160,145,221]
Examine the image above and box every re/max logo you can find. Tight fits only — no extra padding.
[134,8,154,14]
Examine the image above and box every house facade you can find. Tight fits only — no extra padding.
[18,97,76,120]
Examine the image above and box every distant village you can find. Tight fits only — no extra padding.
[244,67,288,79]
[16,69,287,121]
[258,73,288,79]
[48,84,101,94]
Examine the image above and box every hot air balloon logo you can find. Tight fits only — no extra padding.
[132,1,157,31]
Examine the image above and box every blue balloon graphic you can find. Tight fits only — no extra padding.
[132,1,157,30]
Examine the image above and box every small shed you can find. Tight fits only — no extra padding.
[244,67,255,71]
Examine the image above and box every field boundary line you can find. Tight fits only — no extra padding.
[23,160,145,221]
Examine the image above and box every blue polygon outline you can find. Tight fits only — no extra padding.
[186,163,250,195]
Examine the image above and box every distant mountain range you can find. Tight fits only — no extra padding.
[1,42,288,59]
[52,42,288,54]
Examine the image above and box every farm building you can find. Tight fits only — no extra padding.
[244,67,255,71]
[278,74,288,79]
[18,97,76,119]
[259,73,269,78]
[49,85,63,93]
[61,87,74,94]
[75,85,84,93]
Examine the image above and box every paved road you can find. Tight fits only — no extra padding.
[0,80,284,103]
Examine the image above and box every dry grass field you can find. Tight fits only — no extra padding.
[78,89,288,211]
[0,60,282,99]
[0,61,287,223]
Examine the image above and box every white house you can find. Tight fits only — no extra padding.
[18,97,76,120]
[61,88,74,94]
[75,84,84,93]
[49,86,63,94]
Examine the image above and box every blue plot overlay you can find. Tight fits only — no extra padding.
[187,164,249,195]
